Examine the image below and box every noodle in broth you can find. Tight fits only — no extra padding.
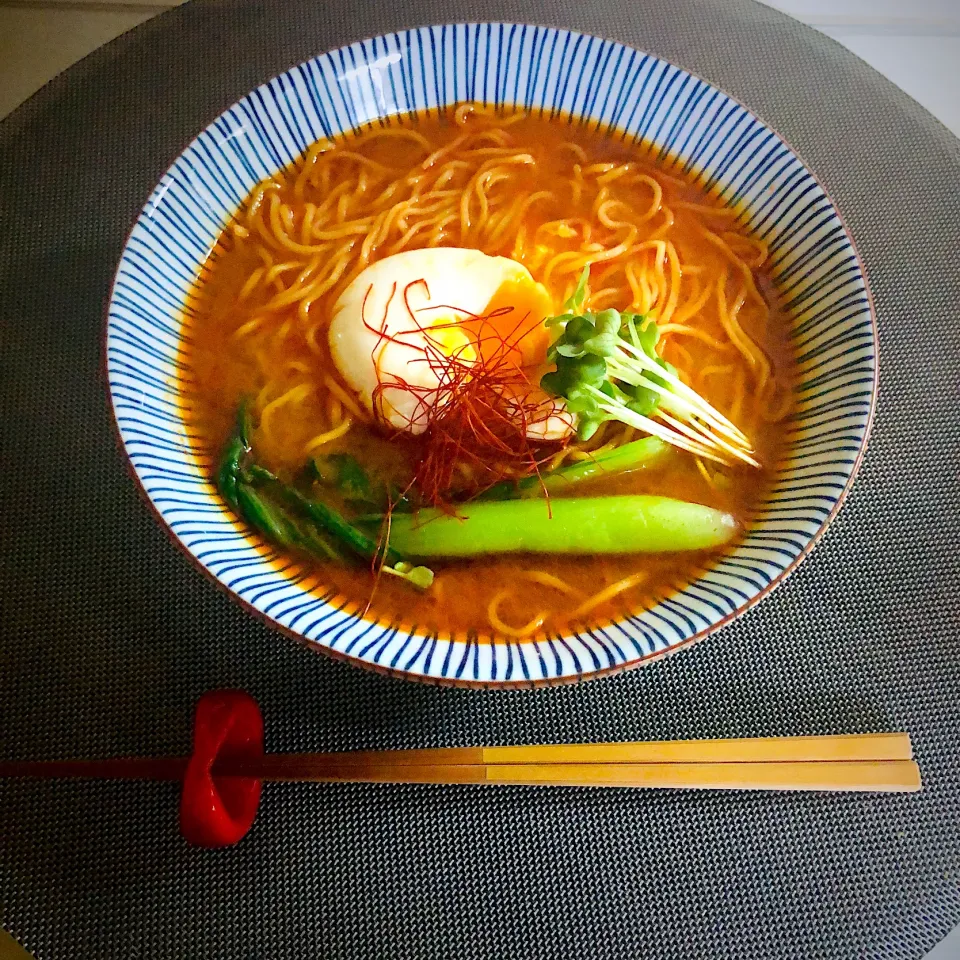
[181,103,794,639]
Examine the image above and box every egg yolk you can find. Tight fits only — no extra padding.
[459,275,554,370]
[423,316,478,365]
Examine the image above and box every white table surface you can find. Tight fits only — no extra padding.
[1,0,959,134]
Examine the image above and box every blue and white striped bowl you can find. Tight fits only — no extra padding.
[106,24,877,687]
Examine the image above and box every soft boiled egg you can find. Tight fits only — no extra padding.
[328,248,572,440]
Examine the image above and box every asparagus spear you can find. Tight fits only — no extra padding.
[385,496,737,557]
[479,436,667,501]
[216,403,433,590]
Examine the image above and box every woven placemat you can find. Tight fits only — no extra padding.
[1,1,958,957]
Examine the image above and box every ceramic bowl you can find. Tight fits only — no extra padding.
[106,24,876,686]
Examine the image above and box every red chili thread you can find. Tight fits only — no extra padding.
[362,276,568,508]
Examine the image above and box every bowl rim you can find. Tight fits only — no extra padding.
[104,21,879,688]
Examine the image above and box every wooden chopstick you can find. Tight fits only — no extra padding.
[486,760,921,792]
[0,735,921,793]
[484,732,915,764]
[236,733,911,770]
[227,759,920,793]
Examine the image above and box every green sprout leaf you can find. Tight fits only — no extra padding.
[582,309,621,357]
[536,272,746,463]
[563,265,591,313]
[384,561,435,591]
[540,290,673,444]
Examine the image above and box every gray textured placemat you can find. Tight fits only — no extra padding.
[1,1,958,957]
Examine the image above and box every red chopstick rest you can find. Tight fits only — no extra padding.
[179,689,264,847]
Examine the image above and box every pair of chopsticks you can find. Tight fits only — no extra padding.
[0,733,921,792]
